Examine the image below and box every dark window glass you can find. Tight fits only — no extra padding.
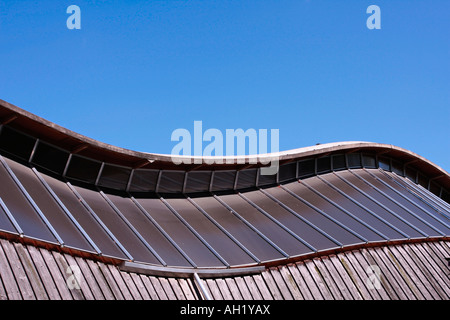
[0,126,36,161]
[211,170,236,191]
[378,157,390,171]
[317,156,331,173]
[236,169,257,189]
[97,164,131,190]
[65,155,102,184]
[332,154,346,171]
[184,171,211,193]
[417,174,428,189]
[129,169,159,192]
[362,154,377,168]
[347,153,362,168]
[392,160,404,176]
[298,159,315,178]
[158,171,185,193]
[429,182,441,196]
[257,167,277,186]
[279,162,296,182]
[441,190,450,203]
[31,142,69,175]
[405,167,416,183]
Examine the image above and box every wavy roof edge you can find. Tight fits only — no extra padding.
[0,98,448,181]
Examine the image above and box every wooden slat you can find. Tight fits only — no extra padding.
[215,278,234,300]
[352,248,393,299]
[0,240,34,299]
[140,275,159,300]
[329,255,363,300]
[234,276,253,300]
[205,278,223,300]
[252,274,273,300]
[159,277,177,300]
[335,252,373,300]
[403,243,447,299]
[13,242,48,300]
[383,245,426,299]
[278,266,303,300]
[51,250,84,300]
[395,244,441,299]
[168,277,186,300]
[178,278,198,300]
[73,256,104,300]
[260,269,283,300]
[39,248,72,300]
[287,263,314,300]
[64,253,94,300]
[361,247,405,299]
[409,243,450,297]
[429,241,450,281]
[322,255,359,300]
[386,245,432,300]
[304,259,334,299]
[85,259,115,300]
[243,275,263,300]
[372,246,417,300]
[268,267,293,300]
[429,241,450,264]
[27,246,61,300]
[0,241,22,299]
[0,271,7,300]
[120,271,142,300]
[130,273,151,299]
[97,262,124,300]
[107,264,133,300]
[225,278,244,300]
[149,277,168,300]
[438,240,450,255]
[296,260,324,300]
[313,257,344,300]
[418,242,450,287]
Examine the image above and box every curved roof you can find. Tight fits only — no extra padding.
[0,98,448,275]
[0,99,449,196]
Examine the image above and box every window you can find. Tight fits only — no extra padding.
[317,156,331,173]
[31,142,69,175]
[97,164,131,190]
[65,155,102,184]
[298,159,315,178]
[347,153,362,168]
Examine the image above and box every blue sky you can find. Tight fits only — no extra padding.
[0,0,449,170]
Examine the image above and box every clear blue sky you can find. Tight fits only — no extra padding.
[0,0,449,171]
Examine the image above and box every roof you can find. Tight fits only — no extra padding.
[0,98,449,302]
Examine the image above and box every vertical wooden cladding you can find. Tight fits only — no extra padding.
[0,238,449,300]
[0,238,199,300]
[201,240,450,300]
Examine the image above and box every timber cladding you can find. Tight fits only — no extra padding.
[0,238,448,300]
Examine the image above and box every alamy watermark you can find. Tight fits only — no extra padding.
[366,5,381,30]
[366,265,382,290]
[66,265,82,290]
[170,121,279,175]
